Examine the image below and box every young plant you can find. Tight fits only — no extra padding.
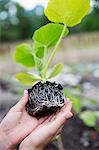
[14,0,91,117]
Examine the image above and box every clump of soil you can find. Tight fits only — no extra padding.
[26,81,65,117]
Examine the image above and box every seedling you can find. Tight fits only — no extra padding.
[14,0,91,117]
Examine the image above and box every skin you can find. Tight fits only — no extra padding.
[0,90,73,150]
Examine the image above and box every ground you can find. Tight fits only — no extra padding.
[45,116,99,150]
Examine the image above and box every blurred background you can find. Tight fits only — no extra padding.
[0,0,99,150]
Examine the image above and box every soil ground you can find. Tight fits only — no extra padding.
[45,116,99,150]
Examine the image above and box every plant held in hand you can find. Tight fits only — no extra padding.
[14,0,91,117]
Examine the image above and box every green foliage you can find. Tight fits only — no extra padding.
[16,72,41,85]
[72,98,82,114]
[13,1,94,131]
[14,0,91,86]
[45,0,91,27]
[14,43,35,68]
[33,23,69,49]
[79,110,97,127]
[64,89,82,113]
[48,63,64,79]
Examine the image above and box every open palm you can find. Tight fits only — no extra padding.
[0,90,47,149]
[20,100,73,150]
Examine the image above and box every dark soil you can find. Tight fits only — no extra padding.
[26,81,65,117]
[45,115,99,150]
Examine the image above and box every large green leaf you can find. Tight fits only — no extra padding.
[79,110,97,127]
[16,72,41,85]
[45,0,91,27]
[33,23,69,48]
[14,43,35,68]
[48,63,64,79]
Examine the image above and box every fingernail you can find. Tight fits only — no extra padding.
[66,112,73,119]
[62,111,73,119]
[24,90,28,95]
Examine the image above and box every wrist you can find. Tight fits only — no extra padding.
[0,130,12,150]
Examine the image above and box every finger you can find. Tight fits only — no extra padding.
[10,90,28,112]
[37,114,55,130]
[49,111,73,134]
[62,100,72,112]
[32,102,72,143]
[48,101,73,132]
[38,116,50,125]
[27,116,64,148]
[0,112,22,130]
[42,114,55,125]
[25,102,73,148]
[50,100,72,122]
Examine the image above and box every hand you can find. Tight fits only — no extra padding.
[0,90,48,150]
[20,100,73,150]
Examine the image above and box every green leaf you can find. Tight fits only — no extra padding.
[35,47,44,59]
[79,110,97,127]
[33,23,69,48]
[34,41,43,49]
[14,43,35,68]
[33,41,44,59]
[16,72,41,85]
[45,0,91,27]
[72,98,82,113]
[64,89,82,113]
[48,63,64,79]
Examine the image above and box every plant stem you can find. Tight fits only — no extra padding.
[43,46,47,70]
[42,46,48,80]
[43,24,66,79]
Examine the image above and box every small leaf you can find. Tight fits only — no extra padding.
[14,43,35,68]
[33,23,69,48]
[48,63,64,79]
[35,47,44,59]
[16,72,41,85]
[79,110,97,127]
[33,41,44,59]
[45,0,91,27]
